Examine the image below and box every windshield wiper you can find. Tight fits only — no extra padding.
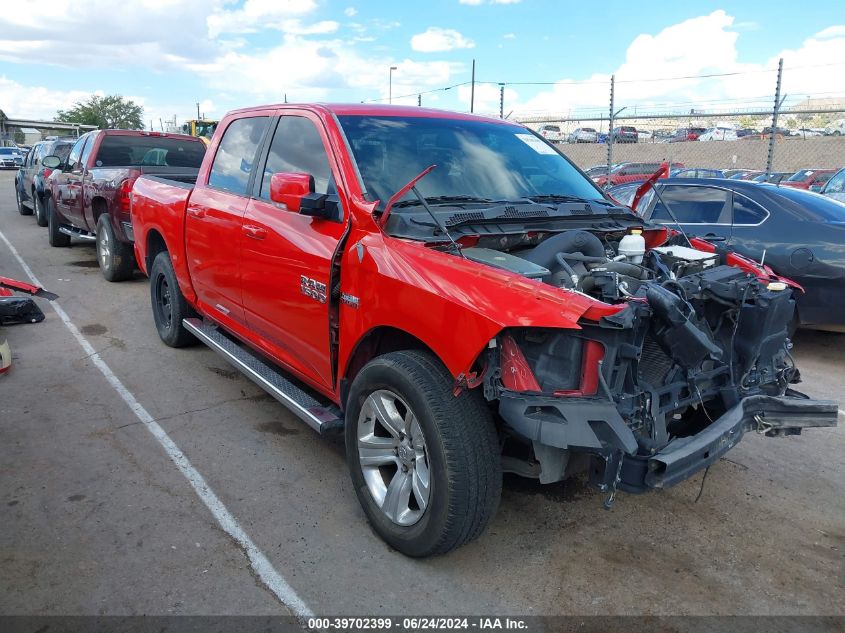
[393,195,496,208]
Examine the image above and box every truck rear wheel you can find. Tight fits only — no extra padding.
[150,251,197,347]
[16,186,32,216]
[345,350,501,557]
[47,197,70,247]
[34,194,48,227]
[96,215,135,282]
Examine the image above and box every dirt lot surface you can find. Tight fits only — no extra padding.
[554,135,845,172]
[0,171,843,616]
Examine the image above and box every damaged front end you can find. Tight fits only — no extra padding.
[483,242,838,495]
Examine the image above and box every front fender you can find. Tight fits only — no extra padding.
[337,231,617,380]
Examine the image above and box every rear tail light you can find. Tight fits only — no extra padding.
[43,168,53,179]
[117,178,135,214]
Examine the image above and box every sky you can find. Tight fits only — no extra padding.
[0,0,844,129]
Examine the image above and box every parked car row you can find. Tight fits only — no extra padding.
[542,122,845,144]
[8,105,840,558]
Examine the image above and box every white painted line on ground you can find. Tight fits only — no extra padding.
[0,228,313,618]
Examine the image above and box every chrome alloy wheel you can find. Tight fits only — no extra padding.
[357,389,431,526]
[97,223,111,270]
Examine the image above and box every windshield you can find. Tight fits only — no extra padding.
[337,115,604,208]
[787,170,814,181]
[0,148,20,155]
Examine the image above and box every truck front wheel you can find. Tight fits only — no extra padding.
[345,350,501,557]
[96,215,135,282]
[150,251,197,347]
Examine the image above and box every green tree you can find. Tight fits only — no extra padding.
[56,95,144,130]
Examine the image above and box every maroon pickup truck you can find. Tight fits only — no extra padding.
[41,130,206,281]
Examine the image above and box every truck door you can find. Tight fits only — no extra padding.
[241,112,348,390]
[55,135,90,225]
[186,115,271,329]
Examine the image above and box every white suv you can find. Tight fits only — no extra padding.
[538,125,564,143]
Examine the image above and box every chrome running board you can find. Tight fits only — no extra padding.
[183,318,344,434]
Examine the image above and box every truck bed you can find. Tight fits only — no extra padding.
[131,175,197,275]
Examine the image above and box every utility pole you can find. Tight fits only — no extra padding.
[470,59,476,113]
[499,83,505,119]
[418,94,422,107]
[607,75,615,179]
[766,58,784,176]
[196,102,200,119]
[389,65,397,104]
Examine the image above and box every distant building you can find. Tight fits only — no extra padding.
[20,127,42,144]
[0,108,96,145]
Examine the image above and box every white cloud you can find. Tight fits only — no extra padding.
[344,7,357,17]
[459,0,521,4]
[0,0,222,68]
[513,11,845,117]
[279,19,340,35]
[207,0,317,37]
[185,34,462,105]
[411,27,475,53]
[503,32,516,39]
[457,83,518,116]
[0,76,95,120]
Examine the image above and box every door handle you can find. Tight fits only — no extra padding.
[243,224,267,240]
[701,233,726,242]
[187,207,206,219]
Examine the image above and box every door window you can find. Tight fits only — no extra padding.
[65,136,88,171]
[208,116,271,195]
[732,194,768,225]
[650,186,730,223]
[259,116,334,199]
[79,134,96,169]
[825,171,845,194]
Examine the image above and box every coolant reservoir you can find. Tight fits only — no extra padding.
[619,230,646,264]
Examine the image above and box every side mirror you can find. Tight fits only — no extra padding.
[42,155,62,169]
[269,172,342,221]
[269,172,313,212]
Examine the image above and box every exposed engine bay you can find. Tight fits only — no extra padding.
[447,227,838,493]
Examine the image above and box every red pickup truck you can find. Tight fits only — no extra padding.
[41,130,206,281]
[131,104,836,557]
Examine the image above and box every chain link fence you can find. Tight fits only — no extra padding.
[512,60,845,187]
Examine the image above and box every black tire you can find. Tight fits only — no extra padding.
[96,215,135,282]
[345,350,501,557]
[16,185,32,216]
[47,196,70,247]
[34,193,48,227]
[149,251,197,347]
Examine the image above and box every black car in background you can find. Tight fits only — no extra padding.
[632,178,845,331]
[14,139,74,226]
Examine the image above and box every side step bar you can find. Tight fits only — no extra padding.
[182,318,344,434]
[59,225,96,241]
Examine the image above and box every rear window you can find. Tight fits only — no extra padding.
[95,135,206,168]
